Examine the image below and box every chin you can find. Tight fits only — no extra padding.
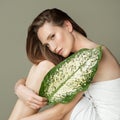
[62,51,70,58]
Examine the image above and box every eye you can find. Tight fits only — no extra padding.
[46,44,50,48]
[51,34,55,40]
[44,43,50,48]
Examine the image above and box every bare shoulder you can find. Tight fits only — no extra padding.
[101,45,112,54]
[93,45,120,82]
[101,45,119,64]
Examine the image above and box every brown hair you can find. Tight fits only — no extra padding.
[26,8,87,65]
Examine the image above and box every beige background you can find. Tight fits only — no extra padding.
[0,0,120,119]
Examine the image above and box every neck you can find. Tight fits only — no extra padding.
[71,31,98,52]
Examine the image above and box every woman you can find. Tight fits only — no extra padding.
[9,8,120,120]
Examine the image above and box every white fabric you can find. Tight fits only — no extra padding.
[70,78,120,120]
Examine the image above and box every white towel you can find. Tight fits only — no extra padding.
[70,78,120,120]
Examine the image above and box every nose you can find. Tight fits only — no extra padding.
[48,41,57,53]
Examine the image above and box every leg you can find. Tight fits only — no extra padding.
[8,60,55,120]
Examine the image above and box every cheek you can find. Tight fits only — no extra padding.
[64,38,73,48]
[56,33,64,45]
[56,31,73,48]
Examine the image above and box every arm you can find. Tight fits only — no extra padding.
[15,80,47,109]
[9,60,84,120]
[20,92,83,120]
[9,61,53,120]
[15,79,84,120]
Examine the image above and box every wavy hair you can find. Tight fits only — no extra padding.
[26,8,87,65]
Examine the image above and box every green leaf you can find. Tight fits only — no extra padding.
[39,46,102,104]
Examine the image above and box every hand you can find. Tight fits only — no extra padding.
[15,80,47,110]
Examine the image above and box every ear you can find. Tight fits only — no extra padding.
[63,20,73,32]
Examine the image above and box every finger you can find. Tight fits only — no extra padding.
[29,101,47,110]
[29,102,41,110]
[26,97,47,107]
[33,94,48,102]
[26,100,41,109]
[32,98,48,106]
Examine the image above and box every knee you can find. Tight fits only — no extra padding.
[25,60,55,92]
[36,60,55,72]
[27,60,55,79]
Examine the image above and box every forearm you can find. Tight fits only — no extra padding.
[20,106,61,120]
[20,92,84,120]
[20,105,68,120]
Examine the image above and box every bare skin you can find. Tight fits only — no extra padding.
[9,60,54,120]
[37,21,120,82]
[9,21,120,120]
[9,60,84,120]
[9,46,120,120]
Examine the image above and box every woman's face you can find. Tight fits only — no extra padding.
[37,21,74,57]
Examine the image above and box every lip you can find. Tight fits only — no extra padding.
[57,48,63,55]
